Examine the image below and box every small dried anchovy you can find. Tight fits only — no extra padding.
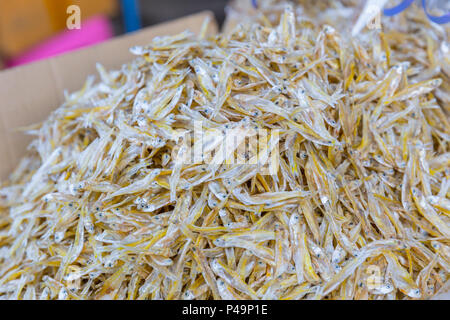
[0,2,449,300]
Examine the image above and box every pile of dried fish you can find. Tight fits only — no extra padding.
[0,2,449,300]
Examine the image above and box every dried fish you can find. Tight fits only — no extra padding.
[0,1,448,300]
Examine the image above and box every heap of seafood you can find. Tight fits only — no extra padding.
[0,2,448,299]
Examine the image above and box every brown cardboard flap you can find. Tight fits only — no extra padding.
[0,11,218,180]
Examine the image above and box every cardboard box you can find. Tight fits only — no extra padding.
[0,11,218,180]
[0,0,118,57]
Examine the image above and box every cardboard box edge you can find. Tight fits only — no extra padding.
[0,10,218,180]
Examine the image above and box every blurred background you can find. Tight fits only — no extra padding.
[0,0,229,69]
[0,0,447,69]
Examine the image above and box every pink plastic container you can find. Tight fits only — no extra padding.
[6,15,114,68]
